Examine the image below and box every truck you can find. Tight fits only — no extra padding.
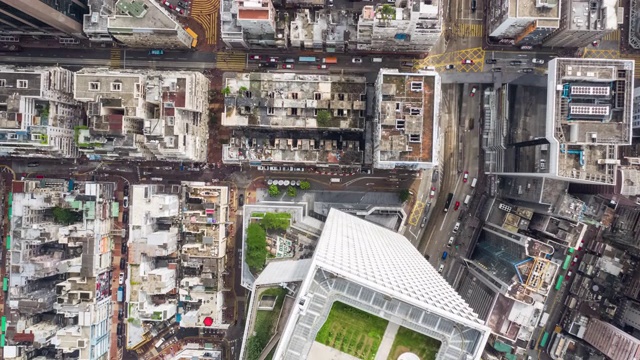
[443,193,454,212]
[539,312,550,327]
[117,286,124,302]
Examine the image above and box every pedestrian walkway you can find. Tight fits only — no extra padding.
[602,30,619,41]
[452,23,483,38]
[374,322,400,360]
[191,0,219,45]
[216,52,246,71]
[110,49,121,69]
[582,49,640,78]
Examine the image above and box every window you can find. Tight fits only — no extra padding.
[0,79,5,87]
[17,80,28,88]
[314,92,321,100]
[267,107,275,115]
[291,92,298,100]
[338,93,345,101]
[291,108,298,115]
[314,109,319,116]
[410,108,421,115]
[111,82,122,91]
[337,109,344,116]
[89,82,100,91]
[410,82,423,92]
[360,94,366,101]
[359,110,365,118]
[268,91,274,99]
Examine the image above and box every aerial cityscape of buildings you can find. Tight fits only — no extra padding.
[0,0,638,360]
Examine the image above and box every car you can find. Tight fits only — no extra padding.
[471,0,477,11]
[429,187,436,198]
[117,337,122,348]
[318,64,328,69]
[532,58,545,64]
[123,196,129,208]
[420,216,427,228]
[177,0,185,7]
[520,68,534,73]
[491,67,502,72]
[123,186,129,196]
[566,271,573,278]
[121,243,128,254]
[122,211,128,223]
[453,222,460,232]
[401,61,414,67]
[268,57,279,63]
[454,201,460,211]
[328,0,334,5]
[510,60,522,66]
[119,273,125,285]
[463,171,469,182]
[282,64,294,69]
[577,241,585,251]
[120,258,126,270]
[592,40,599,47]
[118,309,124,319]
[27,162,39,167]
[470,87,477,97]
[352,57,363,63]
[461,59,474,64]
[258,62,277,68]
[485,58,497,64]
[442,251,448,260]
[438,264,445,273]
[238,194,245,207]
[162,0,173,8]
[249,55,262,60]
[572,257,578,266]
[117,324,123,335]
[175,7,184,14]
[448,236,454,247]
[35,175,44,179]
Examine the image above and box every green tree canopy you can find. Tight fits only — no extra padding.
[52,207,82,224]
[246,223,267,272]
[399,189,411,202]
[299,180,310,190]
[287,186,297,198]
[221,86,231,96]
[260,212,290,231]
[268,184,280,197]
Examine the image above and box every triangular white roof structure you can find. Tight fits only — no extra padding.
[274,209,490,360]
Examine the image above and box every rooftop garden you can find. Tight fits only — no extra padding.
[316,302,388,360]
[245,287,288,360]
[246,212,292,273]
[388,326,441,360]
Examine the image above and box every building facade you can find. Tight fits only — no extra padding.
[543,0,618,48]
[0,0,86,40]
[487,0,560,45]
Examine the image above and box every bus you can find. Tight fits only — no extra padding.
[568,247,575,254]
[5,235,9,250]
[0,333,4,347]
[298,56,316,63]
[540,332,550,348]
[1,316,6,332]
[3,277,7,291]
[443,193,454,212]
[562,255,572,270]
[323,57,338,64]
[555,275,564,291]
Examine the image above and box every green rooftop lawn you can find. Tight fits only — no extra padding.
[387,326,441,360]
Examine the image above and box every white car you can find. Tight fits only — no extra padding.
[532,58,545,64]
[438,264,445,273]
[123,196,129,208]
[119,273,125,285]
[352,57,363,64]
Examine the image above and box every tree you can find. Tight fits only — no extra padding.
[379,4,395,21]
[238,86,248,96]
[245,223,267,272]
[299,180,310,190]
[221,86,231,96]
[52,207,81,224]
[316,110,332,127]
[399,189,411,202]
[260,213,290,231]
[268,184,280,197]
[287,186,297,198]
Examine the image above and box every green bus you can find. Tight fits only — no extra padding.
[2,277,7,291]
[568,247,575,254]
[555,275,564,291]
[562,255,572,270]
[5,235,9,250]
[1,316,6,333]
[0,333,4,346]
[540,332,550,347]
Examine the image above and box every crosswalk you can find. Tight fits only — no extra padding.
[110,49,121,69]
[216,52,246,71]
[414,47,485,73]
[191,0,219,45]
[602,30,620,41]
[582,49,640,78]
[452,23,483,38]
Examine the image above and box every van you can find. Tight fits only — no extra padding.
[442,251,448,260]
[471,0,477,11]
[330,178,341,183]
[470,178,477,188]
[453,222,461,233]
[372,58,383,63]
[448,236,454,247]
[463,195,472,205]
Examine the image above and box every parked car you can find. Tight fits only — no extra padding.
[485,58,497,64]
[122,211,128,224]
[282,64,294,69]
[461,59,474,64]
[454,201,460,211]
[520,68,534,73]
[438,264,445,273]
[532,58,545,64]
[123,186,129,196]
[162,0,173,9]
[429,187,436,198]
[120,258,126,270]
[175,7,184,14]
[118,309,124,319]
[269,57,279,62]
[420,216,427,228]
[401,61,413,67]
[121,243,128,255]
[510,60,522,66]
[318,64,328,69]
[118,273,125,285]
[445,64,455,70]
[470,87,477,97]
[123,196,129,208]
[352,57,363,63]
[238,194,244,207]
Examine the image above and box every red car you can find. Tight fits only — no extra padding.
[282,64,294,69]
[470,87,477,97]
[454,201,460,211]
[571,257,578,266]
[429,187,436,198]
[269,57,279,63]
[461,59,474,64]
[463,171,469,182]
[249,55,262,60]
[318,64,328,69]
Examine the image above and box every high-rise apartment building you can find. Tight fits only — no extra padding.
[543,0,618,48]
[487,0,560,45]
[0,0,87,40]
[274,209,490,360]
[583,318,640,360]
